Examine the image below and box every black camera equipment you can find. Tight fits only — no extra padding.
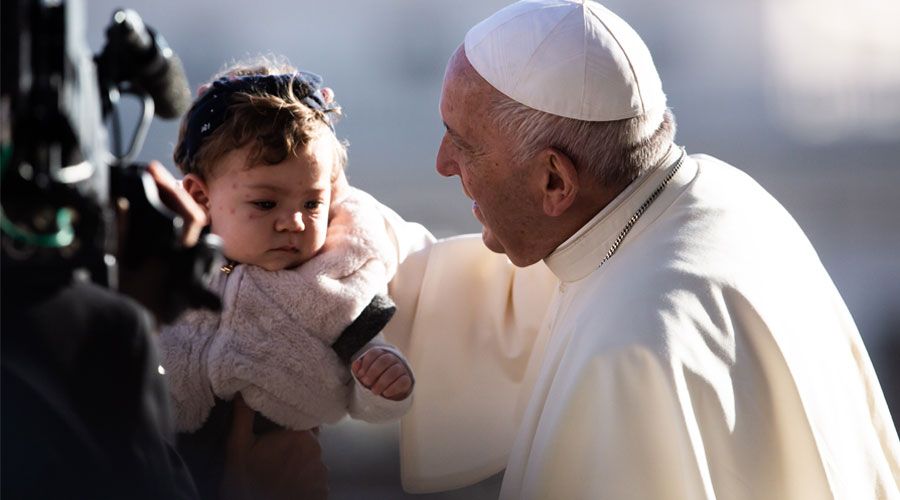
[1,0,221,322]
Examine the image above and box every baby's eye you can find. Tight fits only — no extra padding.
[252,200,276,210]
[304,200,323,210]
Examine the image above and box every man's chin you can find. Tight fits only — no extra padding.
[481,226,543,267]
[481,226,506,254]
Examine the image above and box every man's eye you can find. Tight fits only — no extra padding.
[252,200,276,210]
[304,200,322,210]
[448,135,465,150]
[447,133,472,152]
[449,137,479,159]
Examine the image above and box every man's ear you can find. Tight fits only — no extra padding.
[537,148,579,217]
[180,173,212,219]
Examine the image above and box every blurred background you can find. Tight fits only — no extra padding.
[84,0,900,498]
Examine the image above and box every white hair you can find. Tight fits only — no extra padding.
[488,94,677,188]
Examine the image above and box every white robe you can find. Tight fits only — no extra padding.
[383,147,900,499]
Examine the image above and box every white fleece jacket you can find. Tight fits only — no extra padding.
[160,187,412,432]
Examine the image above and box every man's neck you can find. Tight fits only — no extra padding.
[539,179,627,260]
[541,143,682,261]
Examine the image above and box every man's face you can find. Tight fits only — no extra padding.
[204,140,333,271]
[435,51,545,266]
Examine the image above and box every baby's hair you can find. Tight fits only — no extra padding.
[173,55,347,182]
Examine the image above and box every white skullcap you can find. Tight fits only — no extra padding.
[464,0,665,122]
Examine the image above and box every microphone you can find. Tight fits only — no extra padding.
[99,9,191,119]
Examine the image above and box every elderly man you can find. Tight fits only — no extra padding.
[383,0,900,499]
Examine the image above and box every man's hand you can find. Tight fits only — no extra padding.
[220,395,328,500]
[351,348,414,401]
[118,161,210,323]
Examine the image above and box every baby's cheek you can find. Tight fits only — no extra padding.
[209,204,233,223]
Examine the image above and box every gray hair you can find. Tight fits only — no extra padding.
[488,94,677,189]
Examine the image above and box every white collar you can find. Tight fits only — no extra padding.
[543,145,697,283]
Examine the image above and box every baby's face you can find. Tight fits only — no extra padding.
[205,140,334,271]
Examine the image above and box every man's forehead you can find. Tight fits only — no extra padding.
[445,49,485,93]
[440,63,492,127]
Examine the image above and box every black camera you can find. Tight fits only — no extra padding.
[1,0,221,322]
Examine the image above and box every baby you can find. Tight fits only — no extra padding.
[158,59,413,495]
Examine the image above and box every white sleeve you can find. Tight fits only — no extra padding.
[369,203,561,491]
[390,235,559,492]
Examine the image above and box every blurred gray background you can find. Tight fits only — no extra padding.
[84,0,900,498]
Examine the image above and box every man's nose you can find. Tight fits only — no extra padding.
[276,211,305,232]
[436,136,459,177]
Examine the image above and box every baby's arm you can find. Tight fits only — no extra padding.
[352,347,413,401]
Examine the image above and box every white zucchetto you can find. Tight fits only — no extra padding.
[464,0,666,122]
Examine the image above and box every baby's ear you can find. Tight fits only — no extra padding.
[180,174,212,219]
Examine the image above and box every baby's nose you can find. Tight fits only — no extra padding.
[278,211,305,232]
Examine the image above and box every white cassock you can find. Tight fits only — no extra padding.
[381,146,900,499]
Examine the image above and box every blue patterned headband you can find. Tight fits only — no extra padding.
[175,72,337,170]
